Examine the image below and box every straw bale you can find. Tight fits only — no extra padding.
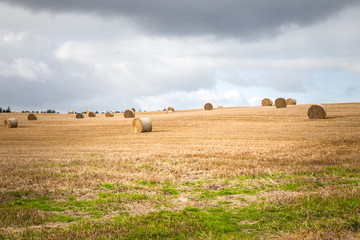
[308,104,327,119]
[68,110,74,114]
[76,113,84,119]
[286,98,297,105]
[261,98,273,106]
[275,98,287,108]
[4,118,18,128]
[167,107,175,112]
[105,111,114,117]
[124,109,135,118]
[88,111,96,117]
[27,113,37,120]
[132,118,152,133]
[204,103,213,110]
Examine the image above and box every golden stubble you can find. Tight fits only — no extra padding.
[0,103,359,201]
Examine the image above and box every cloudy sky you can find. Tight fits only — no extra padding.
[0,0,359,112]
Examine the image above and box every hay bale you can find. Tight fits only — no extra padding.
[68,110,74,114]
[261,98,273,106]
[132,118,152,133]
[88,111,96,117]
[124,109,135,118]
[105,111,114,117]
[218,106,224,109]
[131,108,136,113]
[4,118,18,128]
[286,98,297,105]
[204,103,213,110]
[76,113,84,119]
[27,113,37,121]
[275,98,287,108]
[307,104,327,119]
[167,107,175,112]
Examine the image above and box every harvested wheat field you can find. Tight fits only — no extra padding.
[0,103,360,239]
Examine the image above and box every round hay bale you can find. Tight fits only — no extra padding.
[132,118,152,133]
[204,103,213,110]
[4,118,18,128]
[286,98,297,105]
[261,98,273,106]
[131,108,136,113]
[307,104,327,119]
[218,106,224,109]
[167,107,175,112]
[105,111,114,117]
[76,113,84,119]
[27,113,37,121]
[275,98,287,108]
[124,109,135,118]
[68,110,74,114]
[88,111,96,117]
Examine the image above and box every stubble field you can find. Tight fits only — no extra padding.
[0,103,360,239]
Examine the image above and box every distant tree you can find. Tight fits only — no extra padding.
[95,111,99,114]
[4,106,11,113]
[0,107,2,113]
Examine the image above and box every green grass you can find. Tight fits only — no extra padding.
[8,191,360,239]
[1,167,359,238]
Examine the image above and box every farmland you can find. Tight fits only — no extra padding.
[1,103,360,239]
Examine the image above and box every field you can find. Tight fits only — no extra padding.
[1,103,360,239]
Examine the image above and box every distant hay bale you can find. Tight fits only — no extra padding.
[218,106,224,109]
[88,111,96,117]
[27,113,37,121]
[261,98,273,106]
[308,104,327,119]
[86,110,91,114]
[124,109,135,118]
[132,118,152,133]
[68,110,74,114]
[204,103,213,110]
[131,108,136,113]
[105,111,114,117]
[76,113,84,119]
[4,118,18,128]
[286,98,297,105]
[167,107,175,112]
[275,98,287,108]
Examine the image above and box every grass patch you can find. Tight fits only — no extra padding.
[99,183,116,190]
[10,191,360,239]
[49,213,80,223]
[163,182,179,196]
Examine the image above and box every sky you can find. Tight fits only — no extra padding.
[0,0,359,112]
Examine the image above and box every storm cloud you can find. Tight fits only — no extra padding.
[1,0,359,38]
[0,1,359,112]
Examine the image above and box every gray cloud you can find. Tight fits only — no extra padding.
[1,1,359,112]
[1,0,358,39]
